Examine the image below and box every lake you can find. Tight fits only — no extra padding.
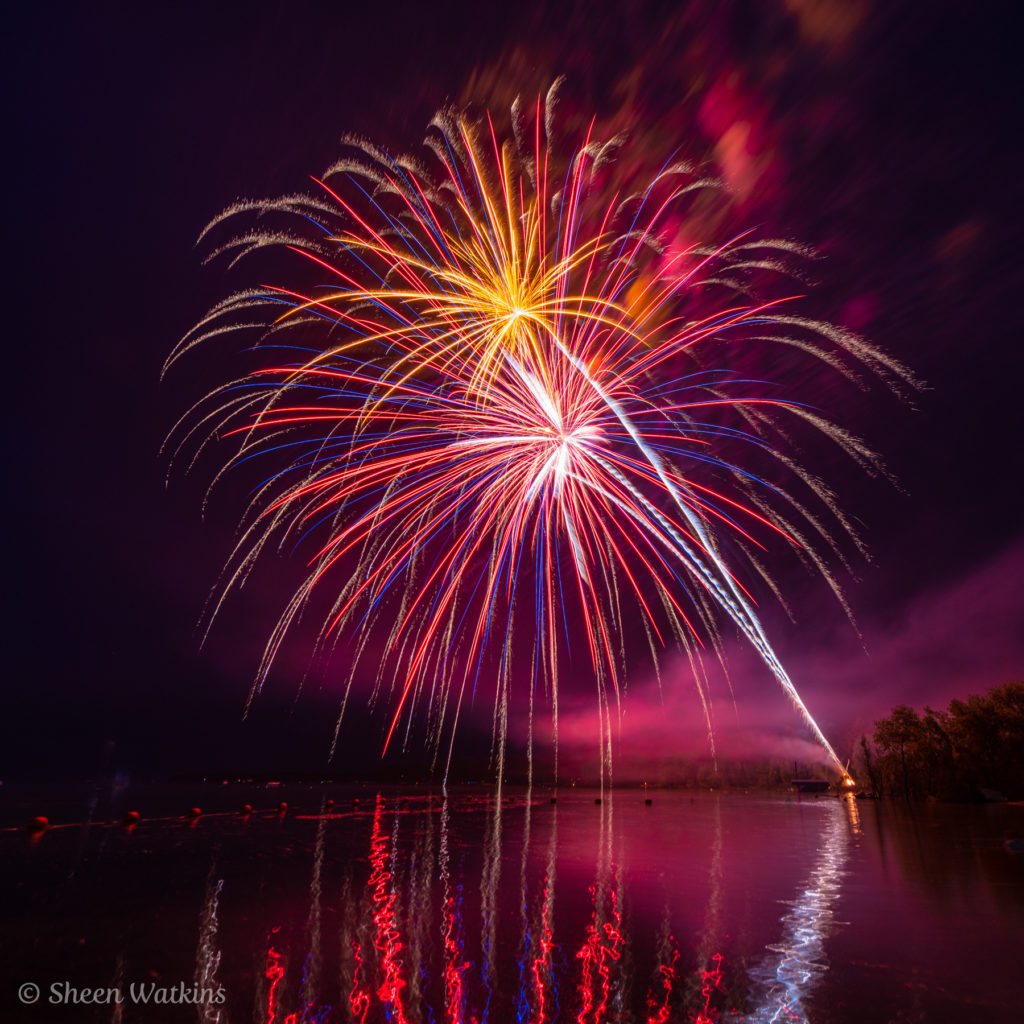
[3,784,1022,1022]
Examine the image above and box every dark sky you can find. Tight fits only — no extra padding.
[7,0,1023,782]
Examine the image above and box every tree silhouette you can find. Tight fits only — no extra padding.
[868,682,1024,800]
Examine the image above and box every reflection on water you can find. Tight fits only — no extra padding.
[749,798,854,1023]
[4,787,1023,1023]
[194,870,225,1024]
[189,791,846,1023]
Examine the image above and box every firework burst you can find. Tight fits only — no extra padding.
[167,81,913,779]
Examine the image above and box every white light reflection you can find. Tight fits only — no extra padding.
[194,870,225,1024]
[748,799,853,1023]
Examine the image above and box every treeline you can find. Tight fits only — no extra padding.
[858,682,1024,801]
[634,757,830,790]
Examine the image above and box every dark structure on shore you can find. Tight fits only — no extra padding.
[791,779,830,794]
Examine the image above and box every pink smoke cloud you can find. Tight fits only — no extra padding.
[521,540,1024,780]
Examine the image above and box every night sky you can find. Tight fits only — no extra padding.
[7,0,1023,783]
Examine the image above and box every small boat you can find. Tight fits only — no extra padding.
[854,791,879,801]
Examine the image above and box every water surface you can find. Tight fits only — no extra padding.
[3,784,1022,1022]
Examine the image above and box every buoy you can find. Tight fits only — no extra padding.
[277,802,287,814]
[594,798,602,805]
[122,811,140,827]
[187,807,202,819]
[27,816,48,833]
[239,804,252,816]
[550,797,557,804]
[645,798,653,806]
